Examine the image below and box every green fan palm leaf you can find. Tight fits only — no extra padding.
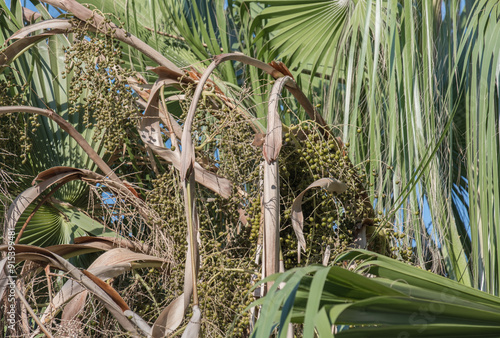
[250,250,500,337]
[0,2,117,250]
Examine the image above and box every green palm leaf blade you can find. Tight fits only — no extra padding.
[0,4,118,251]
[331,297,500,325]
[338,250,500,306]
[166,0,275,118]
[254,2,347,74]
[253,251,500,336]
[247,0,358,79]
[335,324,500,338]
[14,203,116,248]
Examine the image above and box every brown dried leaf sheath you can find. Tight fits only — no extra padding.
[80,269,130,311]
[0,246,140,334]
[291,178,348,253]
[269,61,295,79]
[42,247,165,326]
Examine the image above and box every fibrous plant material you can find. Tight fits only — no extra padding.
[0,1,411,335]
[291,177,348,261]
[0,73,30,168]
[0,245,152,336]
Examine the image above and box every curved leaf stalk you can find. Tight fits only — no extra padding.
[38,247,165,331]
[178,52,325,334]
[181,174,201,337]
[290,178,348,261]
[0,107,146,218]
[180,52,326,181]
[0,30,68,71]
[262,76,291,291]
[179,53,319,273]
[137,72,232,198]
[0,245,145,335]
[39,0,184,77]
[0,107,113,181]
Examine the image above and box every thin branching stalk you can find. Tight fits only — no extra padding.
[0,106,146,218]
[39,0,184,77]
[11,276,54,338]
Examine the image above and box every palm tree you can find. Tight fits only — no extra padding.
[2,0,500,336]
[0,2,118,250]
[244,0,500,334]
[105,0,500,290]
[1,1,291,335]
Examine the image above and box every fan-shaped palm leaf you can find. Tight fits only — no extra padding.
[0,4,117,250]
[250,250,500,337]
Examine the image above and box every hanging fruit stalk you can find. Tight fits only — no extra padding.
[262,76,293,290]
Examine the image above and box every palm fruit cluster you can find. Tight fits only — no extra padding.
[64,18,139,153]
[280,120,411,265]
[278,121,370,268]
[14,13,409,333]
[141,89,261,336]
[0,71,34,168]
[143,89,407,334]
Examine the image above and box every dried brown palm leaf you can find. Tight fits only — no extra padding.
[0,32,66,70]
[22,7,41,22]
[40,0,183,76]
[139,77,179,147]
[148,66,194,85]
[40,248,166,328]
[46,236,151,258]
[137,69,202,337]
[291,178,348,259]
[151,293,184,337]
[0,258,10,303]
[268,61,295,80]
[264,76,294,162]
[0,245,144,335]
[60,291,86,324]
[137,71,232,198]
[144,144,232,198]
[262,76,294,286]
[3,166,148,246]
[180,174,201,337]
[181,305,201,338]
